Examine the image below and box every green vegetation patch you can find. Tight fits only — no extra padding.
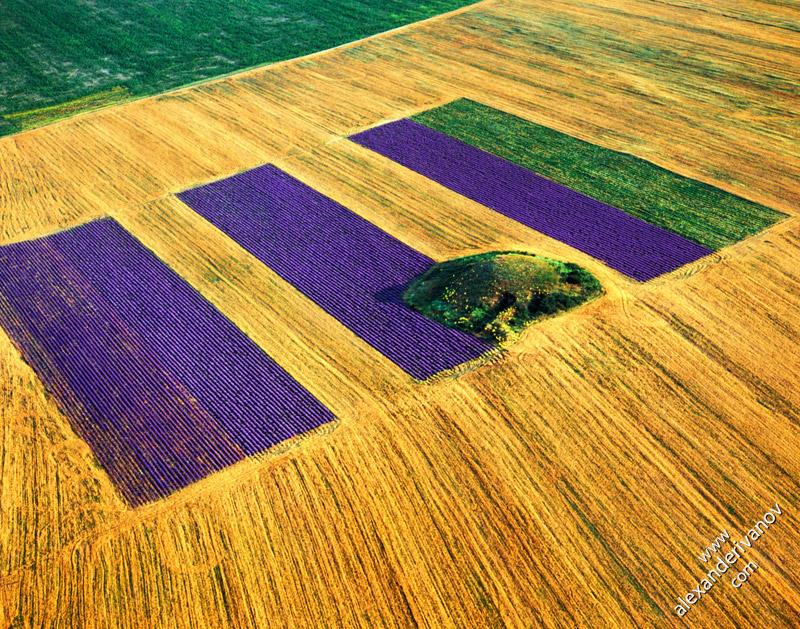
[403,252,603,342]
[412,99,785,250]
[0,0,478,136]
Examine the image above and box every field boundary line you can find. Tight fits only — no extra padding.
[0,0,496,142]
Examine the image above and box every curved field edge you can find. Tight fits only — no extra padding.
[0,0,484,137]
[411,99,787,250]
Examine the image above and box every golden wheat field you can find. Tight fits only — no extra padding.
[1,0,800,626]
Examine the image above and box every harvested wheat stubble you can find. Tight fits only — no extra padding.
[0,218,333,506]
[350,118,714,281]
[178,165,493,380]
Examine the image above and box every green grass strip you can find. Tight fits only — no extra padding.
[412,99,784,250]
[3,87,131,132]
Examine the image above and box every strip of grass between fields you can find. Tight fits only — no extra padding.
[412,99,785,250]
[1,87,132,133]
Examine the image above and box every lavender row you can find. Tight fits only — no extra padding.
[178,165,493,380]
[350,119,712,281]
[0,219,333,505]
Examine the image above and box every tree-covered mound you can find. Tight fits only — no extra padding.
[403,252,603,342]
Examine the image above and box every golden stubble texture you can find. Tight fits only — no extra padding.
[1,0,799,626]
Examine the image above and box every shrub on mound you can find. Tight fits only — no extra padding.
[403,252,603,342]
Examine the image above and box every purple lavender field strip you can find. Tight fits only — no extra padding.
[350,119,713,281]
[178,166,493,380]
[0,219,333,505]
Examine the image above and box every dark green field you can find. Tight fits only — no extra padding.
[413,99,785,249]
[0,0,475,136]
